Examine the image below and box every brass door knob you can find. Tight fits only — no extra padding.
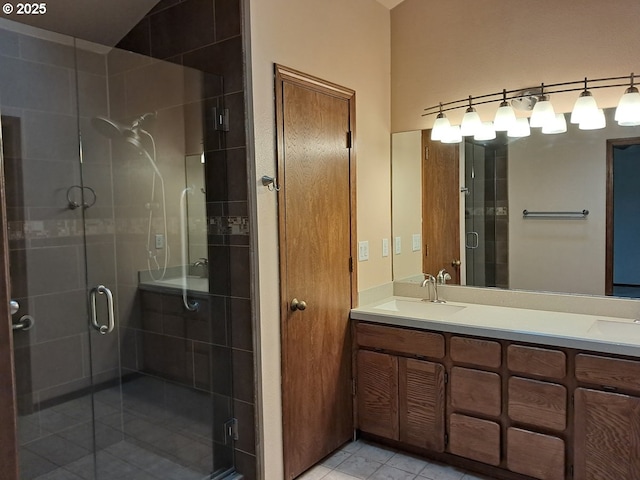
[452,259,461,267]
[290,298,307,311]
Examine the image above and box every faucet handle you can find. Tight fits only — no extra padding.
[437,269,451,285]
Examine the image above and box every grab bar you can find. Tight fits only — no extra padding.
[180,187,199,312]
[522,209,589,219]
[90,285,115,334]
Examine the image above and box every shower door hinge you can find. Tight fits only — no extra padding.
[213,107,230,131]
[224,418,238,443]
[346,131,352,148]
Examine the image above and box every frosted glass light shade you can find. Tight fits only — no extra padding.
[570,94,599,125]
[507,118,531,138]
[431,114,451,141]
[441,125,462,144]
[542,113,567,134]
[474,122,496,141]
[529,96,556,128]
[579,108,606,130]
[615,87,640,126]
[460,109,482,136]
[493,103,517,131]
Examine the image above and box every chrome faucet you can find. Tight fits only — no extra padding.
[437,268,452,285]
[193,258,208,278]
[421,273,446,303]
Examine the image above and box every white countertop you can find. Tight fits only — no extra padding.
[351,296,640,357]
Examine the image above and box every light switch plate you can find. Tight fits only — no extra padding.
[382,238,389,257]
[358,241,369,261]
[412,233,421,252]
[394,236,402,255]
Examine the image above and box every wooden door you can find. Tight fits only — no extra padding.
[399,358,445,451]
[575,388,640,479]
[0,119,18,479]
[275,65,356,480]
[356,350,399,440]
[422,131,461,282]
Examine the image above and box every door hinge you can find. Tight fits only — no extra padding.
[213,107,230,131]
[444,432,449,447]
[425,146,429,160]
[352,378,357,396]
[224,418,238,443]
[346,131,352,148]
[444,372,448,384]
[349,257,353,272]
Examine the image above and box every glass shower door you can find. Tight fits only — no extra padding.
[2,19,235,480]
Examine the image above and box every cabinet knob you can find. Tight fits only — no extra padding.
[290,298,307,311]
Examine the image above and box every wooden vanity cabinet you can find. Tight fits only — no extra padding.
[355,323,446,451]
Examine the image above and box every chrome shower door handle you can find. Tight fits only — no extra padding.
[10,299,19,315]
[90,285,115,335]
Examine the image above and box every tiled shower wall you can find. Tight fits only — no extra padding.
[116,0,255,478]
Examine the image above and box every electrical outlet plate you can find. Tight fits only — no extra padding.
[382,238,389,257]
[155,234,164,249]
[394,236,401,255]
[412,234,421,252]
[358,241,369,261]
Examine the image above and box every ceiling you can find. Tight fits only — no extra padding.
[5,0,160,46]
[376,0,405,9]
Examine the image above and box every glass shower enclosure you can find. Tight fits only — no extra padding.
[1,17,237,480]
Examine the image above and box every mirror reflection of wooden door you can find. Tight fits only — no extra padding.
[422,131,461,283]
[275,65,355,479]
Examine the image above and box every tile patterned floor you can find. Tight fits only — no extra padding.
[300,440,496,480]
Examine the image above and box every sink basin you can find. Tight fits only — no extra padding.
[588,319,640,341]
[374,299,466,318]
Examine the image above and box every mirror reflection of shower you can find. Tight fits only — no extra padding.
[91,113,170,280]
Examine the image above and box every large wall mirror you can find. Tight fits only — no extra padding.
[392,108,640,298]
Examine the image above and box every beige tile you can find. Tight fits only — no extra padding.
[298,464,332,480]
[418,461,466,480]
[323,470,362,480]
[356,441,395,463]
[386,452,428,474]
[370,465,417,480]
[322,449,352,469]
[336,454,382,479]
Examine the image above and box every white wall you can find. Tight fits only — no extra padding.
[391,130,423,280]
[509,110,640,295]
[391,0,640,132]
[248,1,391,477]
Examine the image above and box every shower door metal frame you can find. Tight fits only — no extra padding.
[0,110,19,480]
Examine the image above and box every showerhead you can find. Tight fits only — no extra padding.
[91,116,129,140]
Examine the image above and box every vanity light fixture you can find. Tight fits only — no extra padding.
[460,96,482,136]
[529,84,556,128]
[424,73,640,144]
[542,113,568,134]
[615,73,640,126]
[493,89,517,131]
[430,103,451,140]
[570,78,600,125]
[579,108,606,130]
[474,121,497,141]
[507,118,531,138]
[441,125,462,144]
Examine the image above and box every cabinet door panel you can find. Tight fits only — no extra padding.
[449,413,500,466]
[575,388,640,479]
[508,345,566,380]
[399,358,445,451]
[451,367,501,417]
[507,428,565,480]
[451,336,501,368]
[508,377,566,432]
[356,350,399,440]
[356,323,445,358]
[576,354,640,394]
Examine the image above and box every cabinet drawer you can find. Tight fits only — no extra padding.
[507,428,565,480]
[575,354,640,394]
[451,336,501,368]
[507,345,566,379]
[508,377,567,431]
[451,367,501,417]
[356,323,445,358]
[449,413,500,466]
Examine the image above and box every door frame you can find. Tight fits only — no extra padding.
[0,122,19,480]
[605,137,640,295]
[274,64,358,477]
